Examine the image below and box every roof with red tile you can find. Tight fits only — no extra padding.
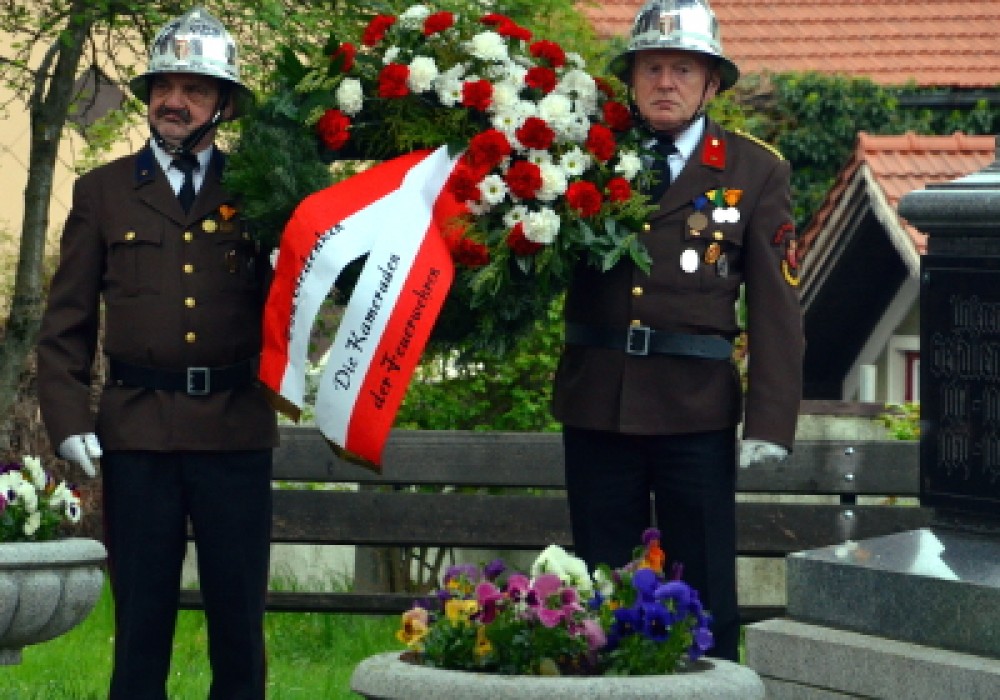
[800,132,996,276]
[582,0,1000,88]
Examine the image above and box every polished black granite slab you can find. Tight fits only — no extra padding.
[786,527,1000,659]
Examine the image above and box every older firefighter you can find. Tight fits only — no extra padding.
[552,0,804,661]
[37,7,276,698]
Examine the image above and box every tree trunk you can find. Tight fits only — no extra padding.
[0,9,93,449]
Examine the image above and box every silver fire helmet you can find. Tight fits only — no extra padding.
[610,0,739,92]
[128,6,254,117]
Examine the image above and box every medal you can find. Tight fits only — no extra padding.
[717,253,729,278]
[687,211,708,232]
[680,248,699,273]
[704,242,722,264]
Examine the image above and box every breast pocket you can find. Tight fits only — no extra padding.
[212,233,261,294]
[106,227,164,296]
[695,226,744,292]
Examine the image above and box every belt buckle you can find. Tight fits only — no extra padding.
[186,367,210,395]
[626,326,651,356]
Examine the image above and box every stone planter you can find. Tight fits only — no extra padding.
[350,651,765,699]
[0,537,107,665]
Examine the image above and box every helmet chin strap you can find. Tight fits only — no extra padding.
[150,83,232,157]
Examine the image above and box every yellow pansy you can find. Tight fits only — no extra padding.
[395,606,430,648]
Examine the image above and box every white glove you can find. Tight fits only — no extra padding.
[58,433,103,478]
[739,439,788,468]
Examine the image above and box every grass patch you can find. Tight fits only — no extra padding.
[3,580,402,699]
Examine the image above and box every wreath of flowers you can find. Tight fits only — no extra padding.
[226,4,658,352]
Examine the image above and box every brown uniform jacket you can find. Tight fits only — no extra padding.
[36,145,278,452]
[552,120,803,450]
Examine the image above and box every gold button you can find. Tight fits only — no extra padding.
[202,220,218,233]
[630,319,642,327]
[183,231,194,242]
[184,297,196,308]
[124,231,136,241]
[185,332,197,343]
[632,286,643,297]
[642,223,651,232]
[713,230,724,240]
[183,264,194,274]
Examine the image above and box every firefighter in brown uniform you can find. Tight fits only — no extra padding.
[36,8,276,699]
[552,0,804,661]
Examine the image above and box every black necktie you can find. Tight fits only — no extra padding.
[648,138,677,202]
[172,155,199,213]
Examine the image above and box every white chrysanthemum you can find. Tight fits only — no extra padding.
[490,108,520,135]
[407,55,439,93]
[24,511,41,537]
[478,174,508,206]
[465,31,509,62]
[557,69,597,102]
[559,112,591,144]
[399,4,431,29]
[505,62,528,88]
[525,149,553,167]
[488,82,520,113]
[566,52,587,69]
[335,78,364,116]
[523,208,560,244]
[383,46,401,65]
[434,76,464,107]
[559,146,592,177]
[536,93,573,133]
[503,204,530,229]
[22,455,46,489]
[536,163,567,202]
[614,151,643,180]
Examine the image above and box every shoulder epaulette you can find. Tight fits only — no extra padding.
[734,129,785,161]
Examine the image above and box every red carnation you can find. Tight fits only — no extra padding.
[363,14,396,46]
[316,109,351,150]
[461,79,493,111]
[566,181,603,218]
[607,177,632,203]
[465,129,512,176]
[378,63,410,98]
[450,236,490,268]
[480,13,533,41]
[602,101,633,132]
[515,116,556,151]
[505,160,544,200]
[507,222,544,256]
[594,77,616,98]
[525,66,557,94]
[529,40,566,68]
[586,123,617,162]
[447,163,484,203]
[423,11,455,36]
[331,42,356,73]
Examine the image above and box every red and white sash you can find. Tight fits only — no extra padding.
[259,147,462,468]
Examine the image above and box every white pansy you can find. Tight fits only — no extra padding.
[592,567,615,597]
[614,151,643,180]
[335,78,364,116]
[559,146,592,177]
[478,174,508,206]
[407,55,439,93]
[399,4,431,29]
[465,31,508,61]
[383,46,401,65]
[536,162,567,202]
[502,204,530,229]
[23,455,46,489]
[530,544,594,596]
[15,481,37,512]
[24,511,41,537]
[523,208,560,244]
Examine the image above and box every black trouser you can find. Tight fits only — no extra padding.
[102,450,273,700]
[562,426,740,662]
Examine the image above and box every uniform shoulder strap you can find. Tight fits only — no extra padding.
[733,129,785,161]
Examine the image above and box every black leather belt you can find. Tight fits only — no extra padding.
[108,357,258,395]
[564,323,733,360]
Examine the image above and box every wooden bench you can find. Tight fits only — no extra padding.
[178,421,930,624]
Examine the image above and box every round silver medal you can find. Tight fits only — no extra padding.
[680,248,699,273]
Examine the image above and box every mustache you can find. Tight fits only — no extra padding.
[155,106,192,122]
